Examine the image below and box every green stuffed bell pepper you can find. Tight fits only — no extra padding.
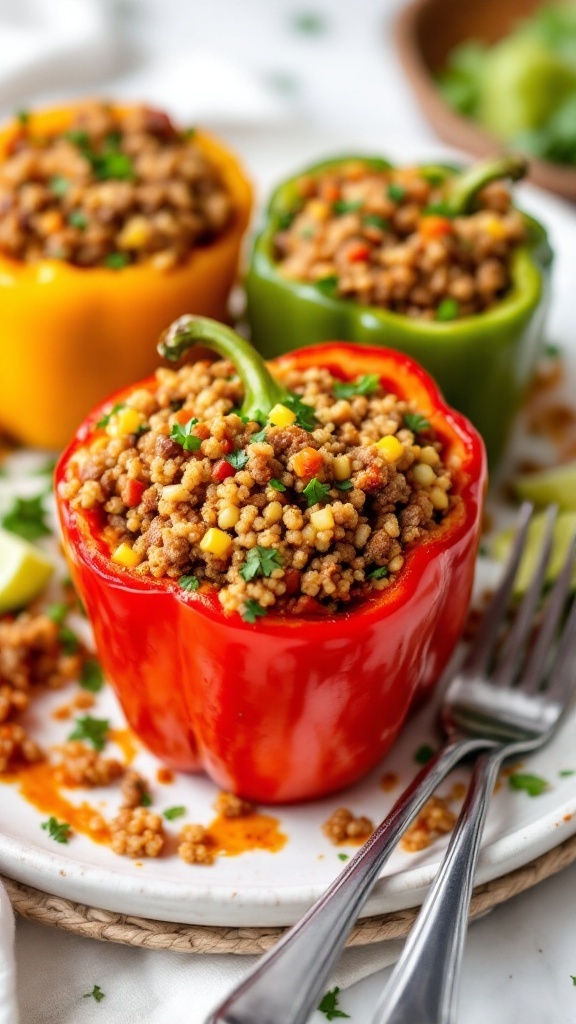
[246,154,552,466]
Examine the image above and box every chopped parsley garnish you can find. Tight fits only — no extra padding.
[270,478,286,492]
[16,109,29,126]
[250,428,268,443]
[291,11,328,34]
[178,575,200,592]
[68,210,88,230]
[104,252,131,270]
[284,393,318,431]
[508,773,549,797]
[226,449,250,470]
[66,129,90,147]
[368,565,388,580]
[303,477,331,506]
[240,545,283,582]
[317,986,350,1021]
[333,198,363,215]
[1,494,51,541]
[242,599,267,624]
[49,175,70,197]
[80,659,104,693]
[183,126,197,139]
[83,985,105,1003]
[333,373,380,400]
[69,715,109,752]
[404,412,431,433]
[435,298,460,322]
[414,743,435,765]
[96,402,125,429]
[164,805,186,821]
[170,417,202,452]
[42,816,71,844]
[94,150,134,181]
[334,479,353,491]
[387,182,406,202]
[337,852,349,862]
[362,213,390,231]
[571,975,576,986]
[559,769,576,777]
[140,791,153,807]
[314,274,339,296]
[545,342,561,358]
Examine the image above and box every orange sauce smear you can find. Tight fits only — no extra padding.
[156,768,174,785]
[3,762,110,845]
[206,812,287,856]
[109,728,139,764]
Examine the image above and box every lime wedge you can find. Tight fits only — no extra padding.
[0,527,54,613]
[513,462,576,511]
[492,511,576,595]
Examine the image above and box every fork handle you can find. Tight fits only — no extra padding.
[207,737,492,1024]
[372,746,504,1024]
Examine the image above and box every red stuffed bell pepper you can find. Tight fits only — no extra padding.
[56,317,486,804]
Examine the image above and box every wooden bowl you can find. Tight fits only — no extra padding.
[395,0,576,201]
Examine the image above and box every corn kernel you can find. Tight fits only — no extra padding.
[374,435,404,463]
[485,216,506,240]
[430,486,449,510]
[264,500,283,524]
[268,403,297,427]
[111,542,141,568]
[311,507,335,531]
[218,506,240,530]
[117,216,152,250]
[333,455,351,481]
[413,463,436,487]
[107,407,145,438]
[162,484,190,503]
[200,527,233,557]
[418,445,440,467]
[308,200,330,221]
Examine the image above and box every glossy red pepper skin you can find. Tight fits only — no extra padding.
[56,344,486,804]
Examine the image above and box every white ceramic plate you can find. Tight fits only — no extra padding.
[1,136,576,928]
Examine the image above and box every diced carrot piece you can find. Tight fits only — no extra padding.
[292,446,324,478]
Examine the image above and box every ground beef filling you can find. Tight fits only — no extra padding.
[0,102,233,268]
[274,162,526,320]
[60,359,458,620]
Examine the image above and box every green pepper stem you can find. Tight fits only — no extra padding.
[158,315,289,421]
[445,155,528,215]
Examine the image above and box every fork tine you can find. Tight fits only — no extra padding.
[542,567,576,704]
[491,504,559,687]
[520,533,576,695]
[464,502,534,676]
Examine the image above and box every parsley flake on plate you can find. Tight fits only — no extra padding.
[83,985,105,1003]
[1,494,51,542]
[140,791,153,807]
[41,816,71,844]
[68,715,109,752]
[414,743,435,765]
[317,986,350,1021]
[80,659,104,693]
[508,772,549,797]
[303,477,331,507]
[164,805,186,821]
[170,417,201,452]
[333,373,380,400]
[337,852,349,862]
[240,546,282,582]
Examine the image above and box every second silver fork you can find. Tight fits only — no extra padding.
[207,504,575,1024]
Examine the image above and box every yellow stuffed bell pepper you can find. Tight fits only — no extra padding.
[0,105,252,449]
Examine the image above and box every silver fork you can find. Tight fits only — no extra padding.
[207,503,576,1024]
[373,504,576,1024]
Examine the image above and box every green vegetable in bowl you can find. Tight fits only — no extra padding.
[493,509,576,594]
[438,2,576,166]
[513,461,576,509]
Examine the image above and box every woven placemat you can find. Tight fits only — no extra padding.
[4,832,576,954]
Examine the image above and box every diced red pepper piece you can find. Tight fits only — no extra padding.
[212,459,235,482]
[121,479,146,507]
[346,243,371,263]
[419,215,454,240]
